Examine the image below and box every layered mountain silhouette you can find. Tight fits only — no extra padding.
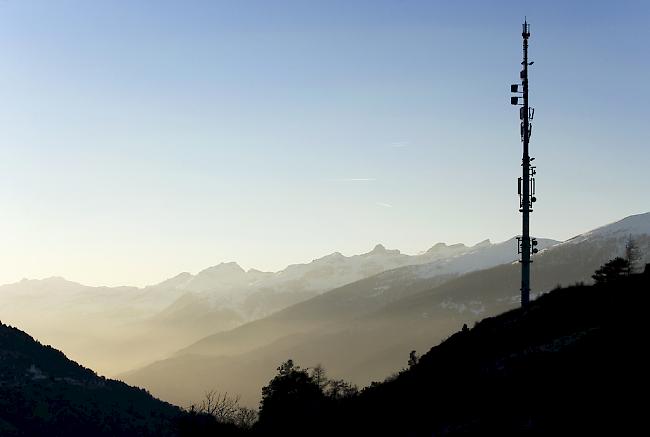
[2,212,648,407]
[1,213,648,435]
[0,238,538,375]
[122,213,650,406]
[5,260,645,435]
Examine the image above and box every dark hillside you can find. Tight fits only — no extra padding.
[256,269,648,436]
[3,267,645,436]
[0,322,183,436]
[340,271,646,435]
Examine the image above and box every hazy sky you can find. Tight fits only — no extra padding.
[0,0,648,286]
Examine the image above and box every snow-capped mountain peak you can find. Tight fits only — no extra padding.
[473,239,492,248]
[566,212,650,244]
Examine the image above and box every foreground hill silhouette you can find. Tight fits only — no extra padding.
[0,322,185,436]
[251,267,648,436]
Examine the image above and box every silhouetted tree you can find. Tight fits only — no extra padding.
[234,407,257,430]
[592,257,629,284]
[257,359,324,433]
[309,364,328,391]
[188,390,257,432]
[625,235,641,274]
[325,378,358,399]
[195,390,240,423]
[408,350,419,367]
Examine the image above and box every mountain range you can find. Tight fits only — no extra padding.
[1,212,648,407]
[0,237,546,375]
[121,213,650,407]
[5,251,645,435]
[0,211,648,414]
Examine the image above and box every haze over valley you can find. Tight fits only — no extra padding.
[2,212,649,407]
[0,236,551,375]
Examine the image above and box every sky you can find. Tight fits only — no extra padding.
[0,0,648,287]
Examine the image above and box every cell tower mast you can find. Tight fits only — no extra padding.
[511,20,538,307]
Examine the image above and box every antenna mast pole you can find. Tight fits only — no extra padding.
[511,20,538,307]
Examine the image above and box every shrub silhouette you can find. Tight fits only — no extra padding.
[592,257,629,284]
[188,390,257,430]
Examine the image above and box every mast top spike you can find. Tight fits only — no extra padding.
[522,19,531,38]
